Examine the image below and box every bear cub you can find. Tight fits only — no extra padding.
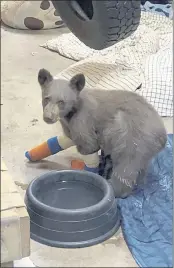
[38,69,167,198]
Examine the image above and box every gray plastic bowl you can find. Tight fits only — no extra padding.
[25,170,120,248]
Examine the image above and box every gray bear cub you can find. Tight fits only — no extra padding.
[38,69,167,198]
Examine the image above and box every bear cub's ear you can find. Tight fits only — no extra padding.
[70,73,85,92]
[38,69,53,86]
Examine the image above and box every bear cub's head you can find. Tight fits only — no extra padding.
[38,68,85,124]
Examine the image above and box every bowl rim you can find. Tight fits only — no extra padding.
[26,170,114,216]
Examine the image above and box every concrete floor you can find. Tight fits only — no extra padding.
[1,24,173,267]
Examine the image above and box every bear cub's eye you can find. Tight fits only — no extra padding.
[43,97,50,106]
[57,100,64,106]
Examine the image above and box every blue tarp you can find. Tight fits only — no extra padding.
[118,134,173,267]
[99,134,173,267]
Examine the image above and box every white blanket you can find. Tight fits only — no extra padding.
[41,12,173,117]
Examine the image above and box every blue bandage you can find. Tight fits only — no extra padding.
[47,136,63,155]
[84,165,99,174]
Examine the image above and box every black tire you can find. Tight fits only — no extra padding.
[52,0,141,50]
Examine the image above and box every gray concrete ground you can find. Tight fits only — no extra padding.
[1,24,173,267]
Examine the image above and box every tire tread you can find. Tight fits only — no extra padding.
[104,0,141,48]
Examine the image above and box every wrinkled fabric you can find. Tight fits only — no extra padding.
[99,134,173,267]
[42,12,173,117]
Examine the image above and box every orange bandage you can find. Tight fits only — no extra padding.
[25,136,63,162]
[25,142,51,162]
[71,159,85,170]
